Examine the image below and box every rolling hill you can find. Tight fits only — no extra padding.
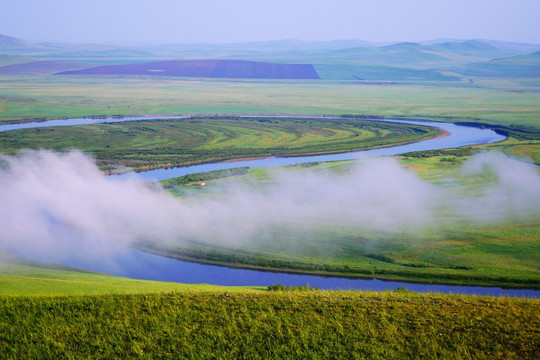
[0,54,34,67]
[452,51,540,77]
[314,64,458,81]
[425,40,514,58]
[0,34,47,53]
[0,60,94,74]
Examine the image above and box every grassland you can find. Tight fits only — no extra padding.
[1,74,538,163]
[0,116,440,171]
[153,150,540,288]
[1,288,538,358]
[0,76,539,128]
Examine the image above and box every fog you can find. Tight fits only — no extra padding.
[0,150,538,265]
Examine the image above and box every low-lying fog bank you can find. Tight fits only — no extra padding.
[1,150,539,266]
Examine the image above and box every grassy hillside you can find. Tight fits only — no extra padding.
[453,51,540,78]
[2,252,537,358]
[1,289,538,359]
[425,40,515,58]
[0,253,259,296]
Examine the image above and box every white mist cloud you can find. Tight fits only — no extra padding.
[0,150,538,266]
[459,152,540,221]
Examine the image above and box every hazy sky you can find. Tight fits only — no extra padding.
[1,0,539,44]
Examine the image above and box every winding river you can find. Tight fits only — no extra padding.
[4,115,538,298]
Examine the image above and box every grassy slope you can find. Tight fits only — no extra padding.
[153,151,540,288]
[2,254,537,358]
[0,116,440,171]
[453,51,540,78]
[0,254,260,296]
[1,290,538,359]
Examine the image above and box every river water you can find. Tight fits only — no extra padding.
[4,115,537,298]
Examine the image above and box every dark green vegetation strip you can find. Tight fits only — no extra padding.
[0,116,440,171]
[139,242,540,289]
[454,121,540,141]
[161,167,250,188]
[1,292,538,359]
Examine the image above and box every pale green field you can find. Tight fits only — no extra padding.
[0,254,262,296]
[1,75,539,128]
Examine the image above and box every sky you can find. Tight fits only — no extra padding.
[1,0,539,45]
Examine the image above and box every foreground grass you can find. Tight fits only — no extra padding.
[1,290,538,359]
[2,254,537,358]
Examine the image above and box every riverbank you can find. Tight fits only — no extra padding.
[135,242,540,291]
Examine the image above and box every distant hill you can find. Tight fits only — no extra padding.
[473,39,540,54]
[0,60,94,75]
[315,64,458,81]
[56,60,321,79]
[2,34,539,78]
[316,40,519,69]
[0,34,46,53]
[0,54,34,67]
[322,43,449,68]
[425,40,511,58]
[452,51,540,78]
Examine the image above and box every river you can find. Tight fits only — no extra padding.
[4,115,537,297]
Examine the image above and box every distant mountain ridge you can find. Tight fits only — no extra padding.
[2,34,540,80]
[452,51,540,78]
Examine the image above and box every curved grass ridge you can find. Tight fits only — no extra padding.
[0,116,441,171]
